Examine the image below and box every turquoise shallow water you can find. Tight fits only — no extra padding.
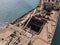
[0,0,39,26]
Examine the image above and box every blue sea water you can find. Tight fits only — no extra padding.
[0,0,39,26]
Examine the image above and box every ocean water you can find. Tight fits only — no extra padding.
[0,0,39,26]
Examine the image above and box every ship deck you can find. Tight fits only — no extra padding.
[0,9,59,45]
[0,0,60,45]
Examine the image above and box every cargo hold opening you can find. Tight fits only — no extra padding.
[26,16,47,32]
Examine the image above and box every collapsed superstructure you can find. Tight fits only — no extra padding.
[0,0,60,45]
